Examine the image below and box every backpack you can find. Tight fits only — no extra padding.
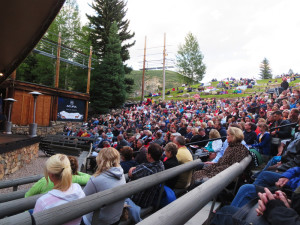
[160,185,176,208]
[248,148,263,168]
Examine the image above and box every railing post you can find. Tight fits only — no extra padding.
[0,160,201,221]
[138,156,252,225]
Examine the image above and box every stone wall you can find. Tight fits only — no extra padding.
[0,143,39,180]
[11,121,84,137]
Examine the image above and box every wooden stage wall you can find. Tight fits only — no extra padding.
[11,90,51,126]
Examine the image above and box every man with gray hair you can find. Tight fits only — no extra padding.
[186,126,193,140]
[116,134,129,151]
[134,139,148,164]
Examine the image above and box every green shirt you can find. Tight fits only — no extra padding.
[25,171,91,197]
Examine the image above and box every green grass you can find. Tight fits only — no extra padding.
[126,72,300,101]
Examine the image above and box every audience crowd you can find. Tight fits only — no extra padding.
[28,77,300,224]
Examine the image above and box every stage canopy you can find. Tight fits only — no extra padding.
[0,0,65,83]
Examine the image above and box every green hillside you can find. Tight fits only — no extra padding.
[126,70,192,98]
[126,73,300,101]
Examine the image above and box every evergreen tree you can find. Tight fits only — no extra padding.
[87,0,135,73]
[91,22,126,113]
[17,0,92,92]
[259,58,272,79]
[288,69,294,76]
[176,32,206,83]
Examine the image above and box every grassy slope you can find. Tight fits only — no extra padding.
[126,71,300,101]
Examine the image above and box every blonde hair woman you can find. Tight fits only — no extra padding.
[203,129,223,160]
[83,147,126,225]
[33,154,85,225]
[201,122,208,129]
[26,156,90,198]
[193,127,249,183]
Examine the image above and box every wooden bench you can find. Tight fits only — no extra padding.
[39,135,96,156]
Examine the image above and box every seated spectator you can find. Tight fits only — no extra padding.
[178,122,187,137]
[271,111,291,139]
[231,166,300,208]
[214,120,227,142]
[33,154,85,225]
[120,146,138,174]
[152,131,164,146]
[288,108,299,124]
[190,128,202,143]
[243,122,257,145]
[26,156,90,197]
[271,111,291,155]
[81,129,91,137]
[76,128,84,137]
[70,127,77,136]
[185,126,193,140]
[202,129,222,160]
[255,108,267,123]
[98,134,110,148]
[83,147,126,225]
[251,123,271,156]
[192,127,249,183]
[173,136,193,189]
[205,120,214,135]
[134,139,148,164]
[211,187,300,225]
[282,109,290,120]
[255,118,266,135]
[144,130,154,146]
[209,124,249,164]
[128,143,165,208]
[106,128,114,142]
[116,134,129,151]
[163,142,179,189]
[256,187,300,225]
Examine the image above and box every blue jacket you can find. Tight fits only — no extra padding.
[252,132,271,155]
[282,167,300,191]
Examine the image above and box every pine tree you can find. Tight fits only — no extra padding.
[91,22,126,113]
[87,0,135,73]
[259,58,272,79]
[176,32,206,83]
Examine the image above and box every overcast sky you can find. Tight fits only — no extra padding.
[77,0,300,82]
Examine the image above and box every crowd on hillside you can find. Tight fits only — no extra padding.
[27,77,300,224]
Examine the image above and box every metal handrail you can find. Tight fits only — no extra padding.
[0,174,43,191]
[270,122,298,131]
[0,189,29,203]
[0,159,202,221]
[1,156,252,225]
[138,156,252,225]
[186,137,226,146]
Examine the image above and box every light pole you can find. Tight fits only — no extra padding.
[29,91,42,137]
[3,98,17,134]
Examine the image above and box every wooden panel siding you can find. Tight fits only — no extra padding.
[1,80,90,125]
[11,90,51,126]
